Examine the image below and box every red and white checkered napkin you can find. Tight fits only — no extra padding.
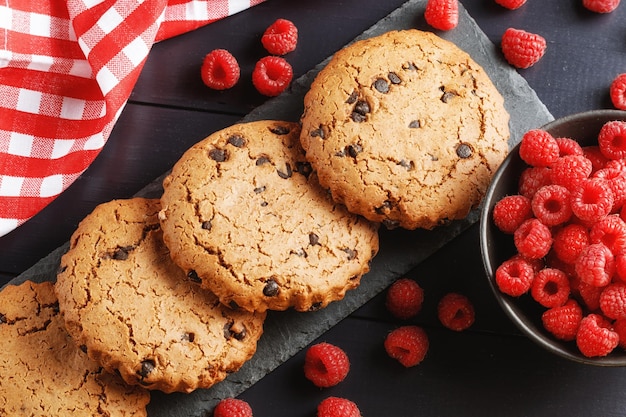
[0,0,264,237]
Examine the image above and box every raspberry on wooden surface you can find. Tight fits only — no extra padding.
[610,73,626,110]
[385,278,424,319]
[541,299,583,341]
[213,398,253,417]
[501,28,546,69]
[513,218,553,260]
[252,56,293,97]
[492,194,533,234]
[200,49,240,90]
[384,326,429,367]
[424,0,459,31]
[530,268,570,308]
[303,342,350,388]
[317,397,362,417]
[519,129,559,167]
[437,293,475,331]
[261,18,298,55]
[576,313,619,358]
[583,0,621,13]
[495,256,535,297]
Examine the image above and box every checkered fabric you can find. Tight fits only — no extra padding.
[0,0,265,237]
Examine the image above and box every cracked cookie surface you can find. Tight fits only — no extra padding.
[300,29,510,230]
[0,281,150,416]
[55,198,266,393]
[159,120,380,313]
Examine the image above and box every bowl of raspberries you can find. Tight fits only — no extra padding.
[480,109,626,365]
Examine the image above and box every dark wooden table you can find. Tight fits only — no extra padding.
[2,1,626,416]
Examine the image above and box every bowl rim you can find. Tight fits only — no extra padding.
[480,109,626,366]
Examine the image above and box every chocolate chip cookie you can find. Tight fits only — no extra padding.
[55,198,266,393]
[159,120,380,312]
[0,281,150,416]
[300,29,511,229]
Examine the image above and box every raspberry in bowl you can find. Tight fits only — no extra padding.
[480,109,626,365]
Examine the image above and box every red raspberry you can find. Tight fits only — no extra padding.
[437,293,475,331]
[530,268,570,308]
[200,49,240,90]
[589,214,626,254]
[556,137,584,157]
[575,243,615,287]
[583,146,610,172]
[384,326,429,367]
[385,278,424,319]
[519,129,559,167]
[531,185,572,227]
[213,398,253,417]
[599,283,626,320]
[494,0,527,9]
[303,342,350,388]
[593,166,626,211]
[583,0,621,13]
[552,223,590,264]
[424,0,459,31]
[252,56,293,97]
[519,166,552,199]
[616,251,626,282]
[501,28,547,69]
[514,218,553,260]
[317,397,362,417]
[541,299,583,341]
[613,318,626,349]
[549,155,592,190]
[576,313,619,357]
[492,194,533,233]
[610,73,626,110]
[598,120,626,160]
[570,178,614,222]
[261,19,298,56]
[495,256,535,296]
[572,276,604,311]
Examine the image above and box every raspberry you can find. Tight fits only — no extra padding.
[317,397,361,417]
[252,56,293,97]
[583,146,610,172]
[492,194,533,234]
[500,28,547,69]
[261,19,298,56]
[424,0,459,31]
[556,137,584,157]
[610,73,626,110]
[541,299,583,341]
[385,278,424,319]
[531,185,572,227]
[598,120,626,160]
[613,318,626,349]
[599,283,626,320]
[494,0,527,9]
[583,0,621,13]
[576,313,619,357]
[552,223,590,264]
[593,166,626,211]
[495,256,535,296]
[437,293,475,331]
[575,243,615,287]
[616,251,626,282]
[589,215,626,254]
[303,342,350,388]
[549,155,592,190]
[384,326,429,367]
[570,178,614,223]
[519,166,552,199]
[574,277,604,311]
[213,398,253,417]
[519,129,559,167]
[513,218,553,260]
[530,268,570,308]
[200,49,240,90]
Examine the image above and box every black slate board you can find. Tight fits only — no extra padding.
[7,1,553,416]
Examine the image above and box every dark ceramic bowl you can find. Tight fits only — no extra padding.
[480,109,626,366]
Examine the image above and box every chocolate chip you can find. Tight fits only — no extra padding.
[263,279,279,297]
[270,125,291,135]
[256,155,271,166]
[440,88,457,103]
[309,233,320,246]
[201,220,212,230]
[375,201,392,215]
[347,144,363,158]
[227,135,246,147]
[260,201,268,207]
[291,248,308,257]
[228,300,240,310]
[408,120,421,129]
[456,143,473,159]
[111,245,133,260]
[254,186,266,194]
[187,270,201,283]
[277,163,293,179]
[223,322,247,340]
[342,248,357,260]
[403,62,418,71]
[296,161,313,178]
[388,72,401,84]
[346,90,359,104]
[373,78,389,93]
[308,302,323,312]
[351,100,370,122]
[209,148,228,162]
[382,218,400,229]
[80,344,88,353]
[398,159,414,170]
[182,332,195,342]
[138,360,155,378]
[310,127,326,139]
[0,313,5,324]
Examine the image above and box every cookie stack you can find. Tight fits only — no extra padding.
[0,29,509,415]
